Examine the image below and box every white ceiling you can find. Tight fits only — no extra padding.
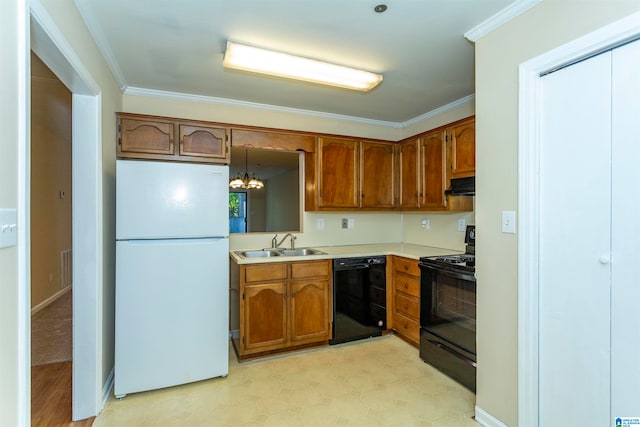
[73,0,528,125]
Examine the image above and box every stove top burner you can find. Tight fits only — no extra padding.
[420,253,475,271]
[433,254,475,264]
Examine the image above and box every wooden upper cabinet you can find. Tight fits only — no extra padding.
[420,130,446,209]
[447,118,476,179]
[116,113,230,164]
[118,116,175,156]
[317,137,359,209]
[179,123,228,161]
[398,138,420,209]
[361,141,396,209]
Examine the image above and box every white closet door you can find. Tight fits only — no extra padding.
[611,38,640,417]
[539,51,612,425]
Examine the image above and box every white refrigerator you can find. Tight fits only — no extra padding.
[114,160,229,398]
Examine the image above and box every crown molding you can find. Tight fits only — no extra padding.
[73,0,128,91]
[465,0,544,42]
[402,95,475,128]
[124,87,407,128]
[124,87,475,130]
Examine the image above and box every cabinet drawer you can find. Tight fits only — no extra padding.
[393,312,420,344]
[394,293,419,321]
[393,257,420,276]
[291,260,330,279]
[244,263,288,283]
[394,272,420,298]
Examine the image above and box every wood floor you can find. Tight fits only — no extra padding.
[31,362,94,427]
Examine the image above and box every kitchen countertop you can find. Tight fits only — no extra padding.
[229,243,462,264]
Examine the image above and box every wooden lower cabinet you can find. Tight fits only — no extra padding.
[243,282,287,351]
[235,260,332,358]
[391,256,421,346]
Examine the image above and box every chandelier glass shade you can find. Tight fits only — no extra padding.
[229,149,264,189]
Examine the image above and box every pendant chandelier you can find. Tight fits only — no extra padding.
[229,148,264,189]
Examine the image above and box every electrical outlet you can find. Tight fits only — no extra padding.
[457,218,466,232]
[421,218,430,229]
[502,211,516,234]
[341,218,348,229]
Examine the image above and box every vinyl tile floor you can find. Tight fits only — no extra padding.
[94,335,477,427]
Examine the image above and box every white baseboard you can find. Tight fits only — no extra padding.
[101,367,114,411]
[475,406,509,427]
[31,285,72,315]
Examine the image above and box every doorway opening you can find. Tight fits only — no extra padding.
[30,50,74,426]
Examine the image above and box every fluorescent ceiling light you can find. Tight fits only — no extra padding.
[223,41,383,92]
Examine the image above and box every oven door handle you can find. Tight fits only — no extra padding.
[420,264,475,282]
[427,339,477,368]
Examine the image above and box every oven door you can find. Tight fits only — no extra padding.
[419,263,476,355]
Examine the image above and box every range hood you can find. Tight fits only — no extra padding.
[445,177,475,196]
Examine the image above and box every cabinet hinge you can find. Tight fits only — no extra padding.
[242,292,245,300]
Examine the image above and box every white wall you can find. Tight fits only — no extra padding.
[475,1,640,425]
[0,1,27,424]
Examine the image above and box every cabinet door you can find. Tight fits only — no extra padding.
[179,124,229,163]
[290,279,331,343]
[118,116,175,156]
[448,118,475,179]
[243,283,288,351]
[398,138,420,209]
[361,141,395,209]
[317,137,359,208]
[421,130,446,209]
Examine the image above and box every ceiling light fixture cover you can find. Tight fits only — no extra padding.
[223,41,383,92]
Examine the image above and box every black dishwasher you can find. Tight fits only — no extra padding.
[330,256,387,345]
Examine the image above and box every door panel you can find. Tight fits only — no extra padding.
[539,50,612,425]
[611,38,640,417]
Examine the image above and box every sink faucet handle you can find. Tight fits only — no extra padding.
[271,234,278,248]
[290,235,297,249]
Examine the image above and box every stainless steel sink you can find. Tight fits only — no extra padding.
[236,248,326,259]
[276,248,326,257]
[238,250,281,258]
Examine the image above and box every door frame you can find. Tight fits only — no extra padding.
[517,11,640,427]
[25,1,104,421]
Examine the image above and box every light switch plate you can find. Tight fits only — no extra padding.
[502,211,516,234]
[347,218,355,229]
[0,208,18,249]
[457,218,466,232]
[316,218,325,230]
[421,218,430,229]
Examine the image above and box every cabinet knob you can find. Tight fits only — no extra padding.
[404,265,409,270]
[403,323,409,329]
[404,303,409,309]
[403,282,409,289]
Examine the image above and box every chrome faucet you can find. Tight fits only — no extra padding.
[272,233,296,249]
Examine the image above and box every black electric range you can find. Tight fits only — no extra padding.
[418,224,477,392]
